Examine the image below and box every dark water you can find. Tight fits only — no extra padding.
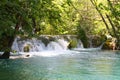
[0,50,120,80]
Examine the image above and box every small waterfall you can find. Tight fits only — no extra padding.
[73,42,105,51]
[11,35,83,52]
[12,37,20,52]
[31,38,46,51]
[77,40,84,48]
[57,39,69,50]
[47,41,64,50]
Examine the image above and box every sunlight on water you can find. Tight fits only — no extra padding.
[0,50,120,80]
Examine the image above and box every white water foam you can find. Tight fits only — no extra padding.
[73,47,101,51]
[11,37,71,52]
[9,50,80,59]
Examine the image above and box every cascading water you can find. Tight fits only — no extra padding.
[11,35,104,58]
[47,41,64,50]
[10,35,83,58]
[12,35,83,52]
[12,37,20,52]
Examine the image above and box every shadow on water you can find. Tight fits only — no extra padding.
[0,58,49,80]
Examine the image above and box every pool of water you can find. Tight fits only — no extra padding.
[0,50,120,80]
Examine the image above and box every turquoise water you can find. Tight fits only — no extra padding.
[0,50,120,80]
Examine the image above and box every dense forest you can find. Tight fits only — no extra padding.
[0,0,120,59]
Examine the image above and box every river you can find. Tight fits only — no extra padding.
[0,50,120,80]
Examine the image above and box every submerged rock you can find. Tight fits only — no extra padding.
[26,54,30,57]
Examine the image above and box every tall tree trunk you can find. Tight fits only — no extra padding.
[107,0,120,29]
[106,14,117,37]
[90,0,111,35]
[107,0,120,21]
[107,0,120,49]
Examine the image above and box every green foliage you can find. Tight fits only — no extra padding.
[23,45,30,52]
[77,25,89,48]
[68,39,78,49]
[0,0,105,36]
[1,0,118,50]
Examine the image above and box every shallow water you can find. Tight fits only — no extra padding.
[0,50,120,80]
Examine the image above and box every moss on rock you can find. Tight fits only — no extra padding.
[23,45,30,52]
[68,39,77,49]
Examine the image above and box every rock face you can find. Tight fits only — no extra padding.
[88,35,106,48]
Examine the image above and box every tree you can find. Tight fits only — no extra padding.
[0,0,60,58]
[0,0,24,58]
[106,0,120,48]
[70,0,107,47]
[90,0,111,35]
[95,0,120,49]
[0,0,81,59]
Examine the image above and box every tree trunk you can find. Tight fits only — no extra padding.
[106,14,118,37]
[90,0,111,35]
[0,35,14,59]
[107,0,120,21]
[0,16,21,59]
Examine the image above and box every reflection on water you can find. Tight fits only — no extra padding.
[0,50,120,80]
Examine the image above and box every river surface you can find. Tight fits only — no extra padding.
[0,50,120,80]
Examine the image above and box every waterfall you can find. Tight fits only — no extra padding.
[57,39,69,50]
[73,42,105,51]
[10,35,105,58]
[12,37,20,52]
[11,35,83,52]
[77,40,84,48]
[47,41,64,50]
